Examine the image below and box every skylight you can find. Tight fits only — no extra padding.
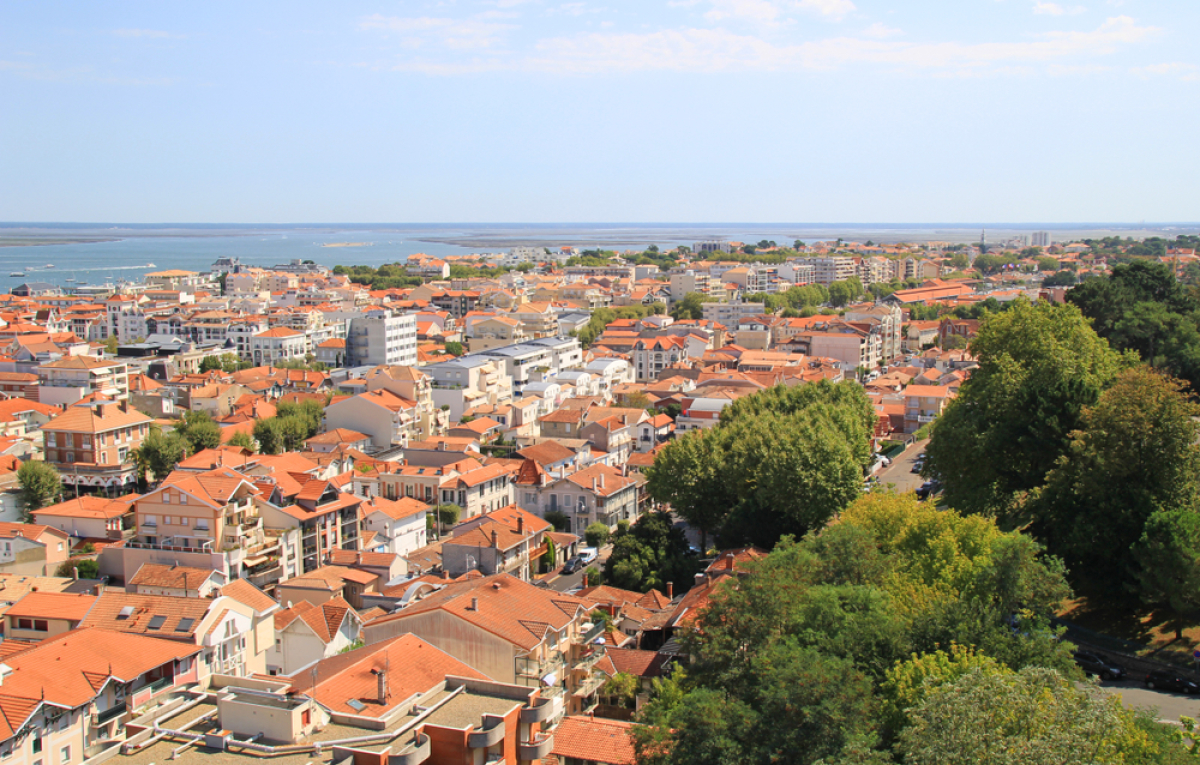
[116,606,134,620]
[147,615,166,630]
[175,618,194,632]
[346,699,367,713]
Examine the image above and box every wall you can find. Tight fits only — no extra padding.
[364,610,516,684]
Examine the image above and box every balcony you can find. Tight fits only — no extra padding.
[92,703,127,726]
[518,734,554,761]
[391,733,431,765]
[467,716,505,749]
[917,415,937,423]
[520,696,562,724]
[572,673,607,699]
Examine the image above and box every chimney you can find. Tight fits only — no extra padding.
[598,474,604,490]
[71,566,79,581]
[667,581,673,600]
[442,570,450,580]
[694,573,706,587]
[373,668,388,704]
[725,553,734,571]
[491,529,498,547]
[470,597,479,611]
[517,516,524,534]
[592,477,597,491]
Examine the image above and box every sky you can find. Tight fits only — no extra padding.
[1,1,1198,224]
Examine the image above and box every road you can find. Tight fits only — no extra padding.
[544,545,614,593]
[873,439,929,494]
[1099,678,1200,723]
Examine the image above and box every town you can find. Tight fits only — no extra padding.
[0,231,1198,765]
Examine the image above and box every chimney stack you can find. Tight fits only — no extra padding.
[373,668,388,704]
[470,597,479,611]
[491,529,498,547]
[517,515,524,534]
[598,473,604,489]
[92,583,104,596]
[725,553,734,571]
[667,581,673,600]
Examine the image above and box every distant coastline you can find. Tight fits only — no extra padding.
[321,242,373,248]
[0,237,120,248]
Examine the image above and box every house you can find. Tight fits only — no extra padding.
[364,573,607,715]
[0,627,202,757]
[324,389,419,450]
[41,401,151,493]
[32,495,135,542]
[36,356,129,406]
[127,563,225,597]
[304,428,371,453]
[257,479,363,574]
[442,505,552,581]
[533,464,641,534]
[0,522,72,577]
[551,715,638,765]
[275,565,379,610]
[266,596,363,675]
[903,384,956,433]
[378,460,514,520]
[3,591,98,641]
[360,495,429,558]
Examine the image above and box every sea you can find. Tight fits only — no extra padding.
[2,223,1197,292]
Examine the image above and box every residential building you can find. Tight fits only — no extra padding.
[346,309,418,368]
[257,479,363,574]
[903,384,956,433]
[41,401,152,492]
[3,591,97,641]
[249,328,306,366]
[127,563,225,597]
[701,301,766,326]
[37,356,129,406]
[364,573,606,715]
[32,495,134,541]
[532,464,640,534]
[0,523,71,577]
[266,596,362,675]
[810,256,857,286]
[324,389,419,450]
[360,495,429,558]
[442,505,552,580]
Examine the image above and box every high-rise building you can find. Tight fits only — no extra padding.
[1031,231,1051,247]
[347,309,418,368]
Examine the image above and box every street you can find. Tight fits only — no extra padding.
[1099,678,1200,724]
[543,545,614,593]
[873,439,930,495]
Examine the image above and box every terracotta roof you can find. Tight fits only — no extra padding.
[361,495,429,521]
[0,522,66,542]
[515,441,577,465]
[32,495,131,520]
[275,597,355,643]
[372,573,592,650]
[80,591,212,636]
[221,579,278,614]
[156,466,260,507]
[552,715,637,765]
[5,592,97,621]
[286,633,486,718]
[306,428,370,445]
[43,402,151,434]
[129,564,219,591]
[605,647,671,678]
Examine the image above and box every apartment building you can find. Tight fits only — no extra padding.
[266,597,363,675]
[425,356,512,421]
[442,505,552,580]
[37,356,129,406]
[379,460,514,519]
[360,495,429,557]
[810,257,857,285]
[530,464,640,534]
[249,327,307,366]
[844,303,904,362]
[476,336,584,395]
[669,270,716,301]
[701,301,766,326]
[361,364,448,441]
[257,479,363,574]
[324,389,420,450]
[903,384,956,433]
[364,574,605,716]
[346,309,418,368]
[42,401,151,493]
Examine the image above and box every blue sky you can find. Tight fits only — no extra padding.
[1,1,1197,223]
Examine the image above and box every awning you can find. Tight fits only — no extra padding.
[541,672,558,687]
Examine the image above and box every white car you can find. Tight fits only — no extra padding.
[579,547,599,565]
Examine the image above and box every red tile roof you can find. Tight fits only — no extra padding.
[552,716,637,765]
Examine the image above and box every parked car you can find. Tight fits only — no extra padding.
[1072,651,1124,681]
[911,461,925,474]
[579,547,599,565]
[1144,670,1199,693]
[561,556,583,575]
[915,479,943,500]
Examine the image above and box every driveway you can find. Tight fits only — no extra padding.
[873,439,929,494]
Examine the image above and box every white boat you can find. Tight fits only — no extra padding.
[146,262,156,268]
[44,264,55,269]
[8,272,23,277]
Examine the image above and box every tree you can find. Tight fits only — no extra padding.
[924,300,1124,521]
[275,400,324,439]
[543,538,556,570]
[55,558,100,579]
[226,429,257,452]
[949,252,970,270]
[584,522,610,549]
[583,566,602,586]
[134,429,188,482]
[276,416,311,452]
[543,510,569,532]
[880,645,1010,743]
[17,461,61,520]
[898,667,1156,765]
[600,671,639,709]
[198,356,223,373]
[1033,367,1200,591]
[253,418,283,455]
[671,292,714,321]
[444,341,464,356]
[103,335,118,355]
[604,511,698,593]
[1132,509,1200,639]
[436,503,461,536]
[176,411,222,452]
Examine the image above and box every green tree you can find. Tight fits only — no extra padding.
[436,503,461,536]
[1034,367,1200,591]
[1132,509,1200,640]
[898,667,1156,765]
[253,418,284,455]
[276,416,310,452]
[444,341,464,356]
[135,429,189,482]
[604,511,698,593]
[177,411,222,452]
[199,355,223,373]
[949,252,970,270]
[103,335,118,355]
[924,300,1124,521]
[226,429,257,452]
[275,399,324,438]
[17,461,62,521]
[543,510,569,532]
[584,522,610,549]
[55,558,100,579]
[671,292,714,321]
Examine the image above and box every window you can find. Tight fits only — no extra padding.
[147,615,166,630]
[17,618,31,630]
[179,494,187,505]
[175,618,194,633]
[143,515,156,527]
[60,746,70,764]
[195,519,209,531]
[180,517,189,527]
[32,737,41,755]
[163,493,171,504]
